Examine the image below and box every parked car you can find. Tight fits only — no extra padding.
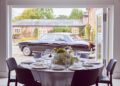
[18,33,95,56]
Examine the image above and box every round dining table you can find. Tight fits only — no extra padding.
[20,58,103,86]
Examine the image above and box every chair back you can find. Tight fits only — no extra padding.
[71,69,99,86]
[15,67,35,85]
[6,57,17,71]
[106,59,117,75]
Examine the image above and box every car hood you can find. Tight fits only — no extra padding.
[27,40,56,43]
[70,40,89,45]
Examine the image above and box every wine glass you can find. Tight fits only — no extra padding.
[33,52,42,62]
[65,58,71,68]
[44,49,53,57]
[74,50,81,58]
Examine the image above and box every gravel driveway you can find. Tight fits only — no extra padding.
[12,45,33,64]
[12,44,94,64]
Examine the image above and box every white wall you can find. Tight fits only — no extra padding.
[0,0,8,77]
[113,0,120,78]
[7,0,113,7]
[1,0,120,78]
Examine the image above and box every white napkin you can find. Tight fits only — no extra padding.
[30,62,48,69]
[51,64,65,70]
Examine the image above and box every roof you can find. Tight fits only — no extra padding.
[43,32,73,35]
[13,19,85,27]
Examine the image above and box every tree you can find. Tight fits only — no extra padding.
[22,28,31,37]
[53,27,71,32]
[78,26,85,37]
[44,8,54,19]
[84,24,91,41]
[56,15,68,19]
[69,9,84,37]
[91,25,96,42]
[33,28,38,38]
[14,8,54,21]
[86,8,90,24]
[69,9,83,19]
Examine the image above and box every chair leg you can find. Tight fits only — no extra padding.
[96,83,98,86]
[7,80,10,86]
[15,80,17,86]
[7,71,10,86]
[107,83,109,86]
[110,82,113,86]
[15,76,17,86]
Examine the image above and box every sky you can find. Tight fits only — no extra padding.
[12,8,86,19]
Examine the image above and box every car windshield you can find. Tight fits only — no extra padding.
[70,34,81,41]
[40,33,81,42]
[40,34,55,41]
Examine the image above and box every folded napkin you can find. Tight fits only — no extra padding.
[21,61,34,64]
[51,65,65,70]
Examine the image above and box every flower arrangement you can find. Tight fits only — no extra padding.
[52,46,79,66]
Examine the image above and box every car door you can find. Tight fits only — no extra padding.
[31,34,55,52]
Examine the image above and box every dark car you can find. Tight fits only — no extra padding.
[18,33,95,56]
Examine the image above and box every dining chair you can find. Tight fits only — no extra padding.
[6,57,18,86]
[71,69,99,86]
[15,67,41,86]
[98,59,117,86]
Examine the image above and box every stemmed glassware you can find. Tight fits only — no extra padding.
[33,52,42,62]
[65,60,70,68]
[43,49,53,68]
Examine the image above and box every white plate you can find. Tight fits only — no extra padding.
[68,66,84,70]
[30,62,48,69]
[31,65,48,69]
[51,65,65,70]
[83,63,94,67]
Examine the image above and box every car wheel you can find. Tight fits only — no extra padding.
[23,46,32,56]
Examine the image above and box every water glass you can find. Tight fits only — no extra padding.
[65,59,71,68]
[44,59,52,68]
[74,51,81,58]
[44,49,51,55]
[33,52,42,61]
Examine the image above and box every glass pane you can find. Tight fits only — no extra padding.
[11,8,104,63]
[95,9,103,62]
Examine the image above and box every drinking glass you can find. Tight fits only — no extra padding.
[44,49,51,55]
[33,52,42,62]
[74,51,81,58]
[65,58,71,68]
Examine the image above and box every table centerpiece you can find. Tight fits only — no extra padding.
[52,46,79,67]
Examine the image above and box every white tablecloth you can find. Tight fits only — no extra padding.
[20,60,103,86]
[31,69,74,86]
